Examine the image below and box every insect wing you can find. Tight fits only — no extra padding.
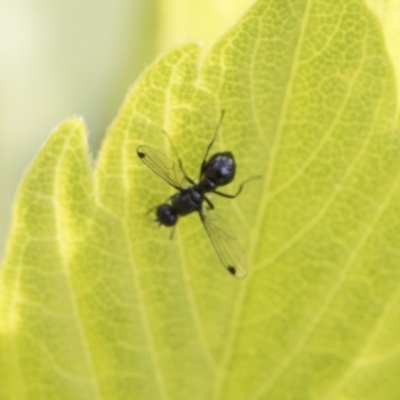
[199,211,248,278]
[137,145,186,189]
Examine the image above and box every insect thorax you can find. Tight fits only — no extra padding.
[171,188,203,216]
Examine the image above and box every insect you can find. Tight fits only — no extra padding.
[137,111,257,278]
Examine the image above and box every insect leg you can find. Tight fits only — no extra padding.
[169,225,176,240]
[204,196,215,210]
[213,175,262,199]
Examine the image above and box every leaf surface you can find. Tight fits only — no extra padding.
[1,1,400,399]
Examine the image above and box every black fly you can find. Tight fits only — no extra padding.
[137,111,256,278]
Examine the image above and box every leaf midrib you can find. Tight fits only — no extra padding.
[54,130,103,399]
[211,0,314,398]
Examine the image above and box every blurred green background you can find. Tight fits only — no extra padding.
[0,0,254,260]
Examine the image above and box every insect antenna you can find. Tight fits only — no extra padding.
[199,110,226,179]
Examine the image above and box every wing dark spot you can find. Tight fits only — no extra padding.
[227,266,236,276]
[138,151,145,158]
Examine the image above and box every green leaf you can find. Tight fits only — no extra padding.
[157,0,255,50]
[2,0,400,399]
[365,0,400,105]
